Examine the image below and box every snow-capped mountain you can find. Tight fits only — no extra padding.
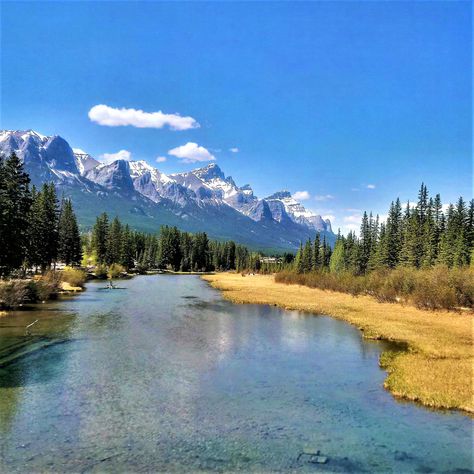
[266,191,331,232]
[0,129,84,185]
[0,129,335,250]
[73,148,100,174]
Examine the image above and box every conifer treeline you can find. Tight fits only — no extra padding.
[295,184,474,275]
[84,213,256,272]
[0,153,82,276]
[0,152,257,276]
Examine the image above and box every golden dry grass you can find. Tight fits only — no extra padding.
[203,273,474,413]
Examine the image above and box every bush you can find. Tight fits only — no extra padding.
[61,267,87,288]
[94,264,108,279]
[107,263,125,279]
[35,271,61,301]
[0,280,29,309]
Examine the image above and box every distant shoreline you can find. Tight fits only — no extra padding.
[202,273,473,414]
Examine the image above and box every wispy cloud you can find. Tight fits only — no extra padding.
[88,104,199,131]
[168,142,216,163]
[156,156,167,163]
[229,147,239,153]
[293,190,310,201]
[100,149,132,164]
[314,194,334,202]
[344,223,360,232]
[322,214,335,221]
[366,184,376,189]
[344,214,362,224]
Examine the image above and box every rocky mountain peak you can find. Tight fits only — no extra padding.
[266,190,292,200]
[192,163,225,182]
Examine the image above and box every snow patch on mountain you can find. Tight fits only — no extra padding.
[266,191,330,232]
[73,149,100,174]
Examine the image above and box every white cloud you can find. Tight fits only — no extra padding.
[344,214,362,224]
[100,149,132,164]
[168,142,216,163]
[314,194,334,202]
[322,214,335,221]
[229,147,239,153]
[156,156,167,163]
[344,223,360,233]
[293,191,310,201]
[367,184,376,189]
[88,104,199,131]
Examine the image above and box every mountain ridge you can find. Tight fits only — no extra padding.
[0,129,335,251]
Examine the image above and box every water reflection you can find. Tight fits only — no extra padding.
[0,275,472,473]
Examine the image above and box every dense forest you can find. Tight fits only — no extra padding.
[0,153,82,277]
[283,184,474,310]
[82,213,258,273]
[294,184,473,274]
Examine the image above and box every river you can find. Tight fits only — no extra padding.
[0,275,472,472]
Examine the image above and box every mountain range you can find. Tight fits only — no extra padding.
[0,130,335,251]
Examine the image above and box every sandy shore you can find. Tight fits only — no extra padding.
[203,273,473,414]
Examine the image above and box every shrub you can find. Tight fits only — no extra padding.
[61,267,87,288]
[448,266,474,308]
[0,280,29,309]
[35,271,61,301]
[94,264,108,279]
[275,265,474,311]
[107,263,126,279]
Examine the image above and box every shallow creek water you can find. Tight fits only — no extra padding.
[0,275,472,472]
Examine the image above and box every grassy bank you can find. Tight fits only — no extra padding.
[203,273,473,413]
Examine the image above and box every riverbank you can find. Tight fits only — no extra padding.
[203,273,473,413]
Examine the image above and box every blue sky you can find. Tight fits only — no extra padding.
[1,1,471,233]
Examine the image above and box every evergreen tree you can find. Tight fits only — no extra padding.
[358,211,371,273]
[0,153,31,276]
[302,239,313,272]
[120,224,135,270]
[385,199,402,267]
[27,185,43,271]
[400,201,419,267]
[31,183,60,271]
[106,217,123,265]
[312,233,320,270]
[294,243,303,273]
[92,213,109,264]
[57,198,82,266]
[372,222,388,269]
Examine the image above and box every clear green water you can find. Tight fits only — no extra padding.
[0,275,472,473]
